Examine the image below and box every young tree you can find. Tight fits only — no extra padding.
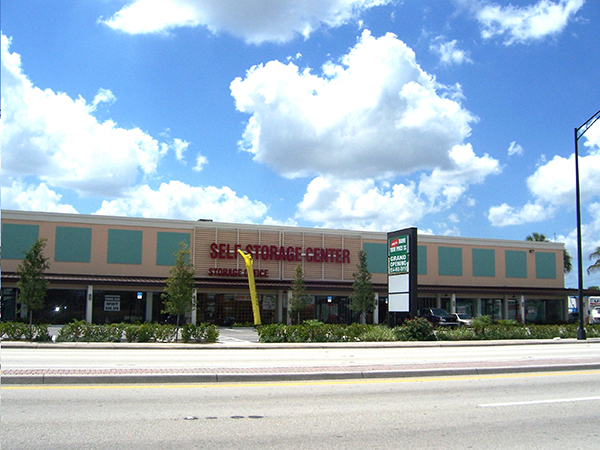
[16,238,50,338]
[349,250,375,324]
[288,264,309,324]
[161,242,195,331]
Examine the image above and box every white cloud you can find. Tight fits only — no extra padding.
[231,30,477,179]
[430,38,473,65]
[418,144,501,209]
[1,180,78,214]
[101,0,390,44]
[488,202,557,227]
[0,33,182,198]
[95,181,268,223]
[473,0,585,45]
[193,153,208,172]
[296,177,426,231]
[172,138,189,162]
[0,33,268,225]
[489,121,599,227]
[527,150,600,206]
[508,141,524,156]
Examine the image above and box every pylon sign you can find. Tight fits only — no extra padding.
[387,227,418,322]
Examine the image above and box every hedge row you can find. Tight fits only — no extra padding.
[0,320,219,343]
[0,322,52,341]
[256,318,600,343]
[256,318,437,343]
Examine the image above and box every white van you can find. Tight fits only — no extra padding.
[590,306,600,325]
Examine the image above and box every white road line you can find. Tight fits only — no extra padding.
[480,396,600,408]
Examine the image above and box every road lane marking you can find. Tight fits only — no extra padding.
[480,396,600,408]
[3,369,600,391]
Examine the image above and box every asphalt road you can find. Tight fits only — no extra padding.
[3,370,600,449]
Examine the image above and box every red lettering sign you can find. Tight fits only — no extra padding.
[209,242,350,264]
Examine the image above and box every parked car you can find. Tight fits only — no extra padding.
[420,308,459,327]
[567,311,580,324]
[590,307,600,325]
[451,313,473,327]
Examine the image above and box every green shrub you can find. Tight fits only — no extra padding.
[180,323,219,343]
[472,315,493,335]
[397,317,436,341]
[203,324,219,343]
[2,322,28,340]
[32,324,52,342]
[359,325,396,342]
[56,320,87,342]
[436,327,477,341]
[154,324,178,342]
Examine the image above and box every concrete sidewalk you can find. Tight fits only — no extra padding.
[3,338,600,385]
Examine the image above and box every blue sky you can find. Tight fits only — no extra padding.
[2,0,599,287]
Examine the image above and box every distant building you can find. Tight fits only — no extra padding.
[1,209,582,325]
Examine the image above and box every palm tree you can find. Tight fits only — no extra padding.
[526,232,548,242]
[525,232,572,274]
[588,247,600,274]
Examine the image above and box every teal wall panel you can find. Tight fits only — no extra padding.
[157,232,191,266]
[55,226,92,262]
[473,248,495,277]
[536,252,557,279]
[107,229,143,264]
[418,245,427,275]
[364,243,387,274]
[438,247,463,276]
[1,224,39,260]
[505,250,527,278]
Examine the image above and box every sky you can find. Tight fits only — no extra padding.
[1,0,599,288]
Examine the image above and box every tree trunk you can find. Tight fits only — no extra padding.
[29,309,34,341]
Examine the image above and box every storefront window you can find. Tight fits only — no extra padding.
[92,290,146,324]
[39,290,86,324]
[1,288,18,322]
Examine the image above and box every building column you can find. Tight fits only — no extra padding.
[519,295,526,324]
[277,290,284,323]
[86,285,94,324]
[191,289,197,325]
[146,292,153,323]
[450,294,456,314]
[476,298,482,317]
[436,294,441,309]
[287,291,293,325]
[373,292,379,324]
[503,295,509,321]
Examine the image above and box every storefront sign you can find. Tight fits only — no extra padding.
[387,228,418,320]
[104,295,120,312]
[209,243,350,264]
[207,268,269,278]
[388,235,409,274]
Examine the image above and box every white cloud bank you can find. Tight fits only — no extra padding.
[471,0,585,45]
[95,181,267,223]
[231,30,478,180]
[0,33,267,222]
[101,0,390,44]
[488,123,600,227]
[229,30,501,230]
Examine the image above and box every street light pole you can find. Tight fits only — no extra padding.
[574,108,600,340]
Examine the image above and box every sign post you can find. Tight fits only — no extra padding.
[387,228,418,326]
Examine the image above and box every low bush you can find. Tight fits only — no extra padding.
[359,325,397,342]
[0,322,52,341]
[396,317,436,341]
